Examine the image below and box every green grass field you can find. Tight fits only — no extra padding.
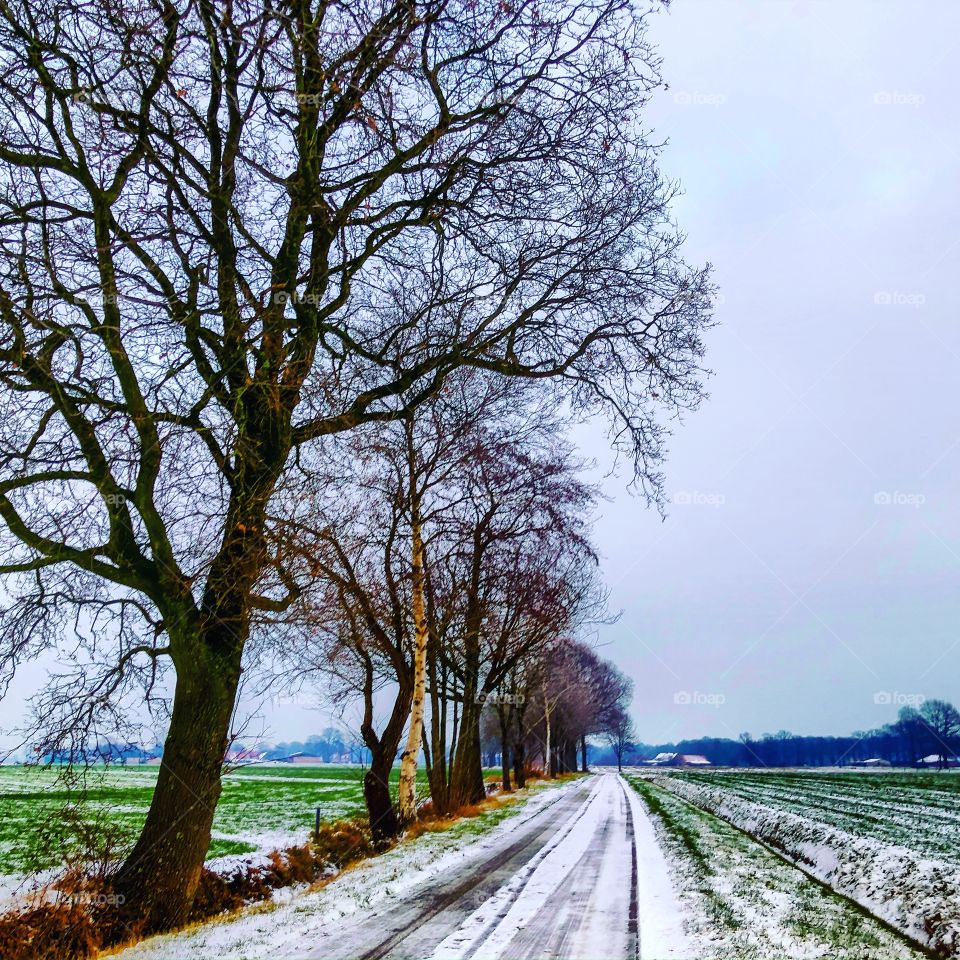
[0,763,429,877]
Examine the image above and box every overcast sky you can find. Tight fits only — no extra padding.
[2,0,958,752]
[579,0,960,744]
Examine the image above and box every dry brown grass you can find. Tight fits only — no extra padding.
[0,817,375,960]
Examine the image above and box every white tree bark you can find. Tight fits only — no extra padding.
[398,428,429,824]
[543,684,552,779]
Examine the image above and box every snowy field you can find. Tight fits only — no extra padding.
[659,768,960,865]
[629,769,960,957]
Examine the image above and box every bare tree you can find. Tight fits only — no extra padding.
[895,706,924,766]
[920,699,960,769]
[0,0,712,929]
[604,706,634,772]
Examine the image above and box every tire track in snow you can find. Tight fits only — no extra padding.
[328,779,598,960]
[420,773,678,960]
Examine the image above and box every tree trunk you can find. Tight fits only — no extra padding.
[113,395,291,931]
[514,698,527,788]
[447,542,486,810]
[498,704,512,792]
[514,738,526,788]
[398,447,429,824]
[581,733,588,773]
[114,633,241,932]
[425,579,450,815]
[359,648,412,845]
[364,752,399,844]
[543,692,552,778]
[427,678,450,815]
[449,698,486,808]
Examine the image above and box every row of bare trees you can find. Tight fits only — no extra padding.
[482,637,635,784]
[269,372,630,841]
[0,0,713,932]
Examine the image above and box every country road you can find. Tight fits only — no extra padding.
[114,773,688,960]
[300,774,685,960]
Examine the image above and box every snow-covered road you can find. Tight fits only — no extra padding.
[300,774,686,960]
[114,773,687,960]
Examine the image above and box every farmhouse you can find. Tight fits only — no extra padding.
[643,752,712,767]
[916,754,960,768]
[282,752,328,764]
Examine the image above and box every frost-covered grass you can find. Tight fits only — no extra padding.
[627,776,929,959]
[0,763,428,876]
[671,769,960,867]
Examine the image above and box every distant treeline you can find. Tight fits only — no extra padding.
[589,700,960,768]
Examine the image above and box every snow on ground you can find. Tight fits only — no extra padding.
[0,869,56,912]
[109,779,579,960]
[627,776,929,960]
[661,769,960,867]
[623,774,688,959]
[424,775,619,960]
[205,829,305,874]
[655,776,957,957]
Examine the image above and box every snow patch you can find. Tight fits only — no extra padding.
[623,776,690,959]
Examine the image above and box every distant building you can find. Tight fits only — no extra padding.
[643,752,711,767]
[283,753,327,764]
[224,748,267,764]
[851,758,891,768]
[917,754,960,768]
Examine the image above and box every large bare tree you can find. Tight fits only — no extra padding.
[0,0,712,930]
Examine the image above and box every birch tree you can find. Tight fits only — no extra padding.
[396,419,429,824]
